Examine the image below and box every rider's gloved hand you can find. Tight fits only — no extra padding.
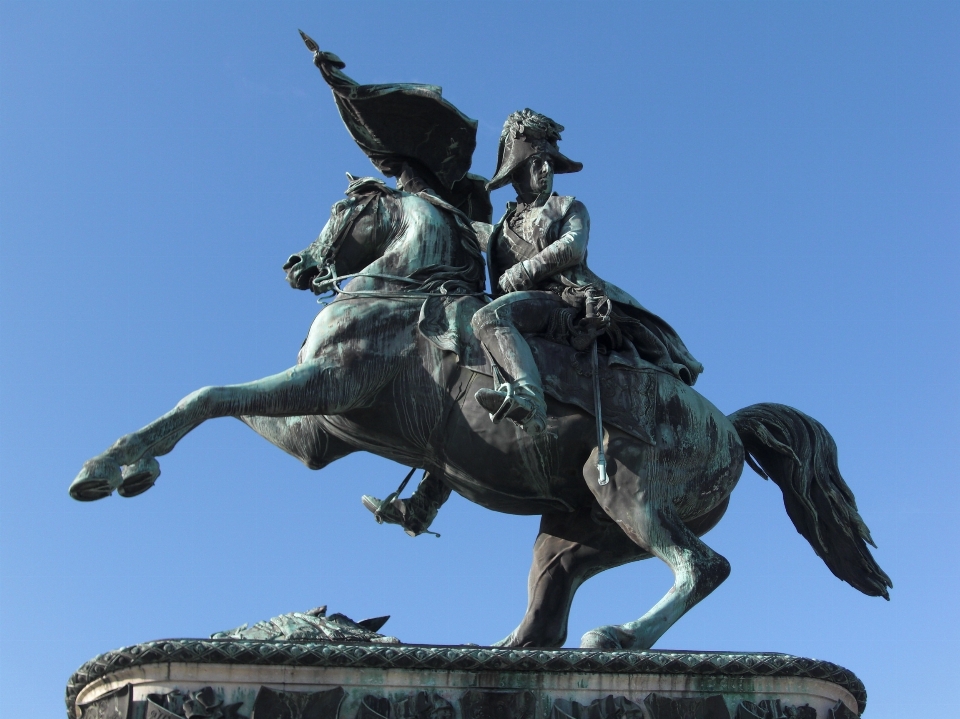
[499,262,535,293]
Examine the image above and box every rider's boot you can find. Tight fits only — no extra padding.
[361,494,417,535]
[475,380,547,435]
[362,471,450,537]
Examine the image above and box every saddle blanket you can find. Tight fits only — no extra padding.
[419,295,659,445]
[529,338,658,446]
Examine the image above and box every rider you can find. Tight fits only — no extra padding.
[472,109,703,433]
[470,110,588,432]
[364,109,704,533]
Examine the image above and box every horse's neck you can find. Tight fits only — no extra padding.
[359,194,455,288]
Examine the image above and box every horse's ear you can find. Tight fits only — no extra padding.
[345,175,397,198]
[345,172,358,182]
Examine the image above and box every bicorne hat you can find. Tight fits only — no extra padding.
[486,109,583,191]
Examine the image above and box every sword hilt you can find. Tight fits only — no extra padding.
[585,286,599,319]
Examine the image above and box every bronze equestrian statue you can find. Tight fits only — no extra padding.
[69,37,890,651]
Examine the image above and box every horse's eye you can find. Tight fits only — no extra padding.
[333,201,348,215]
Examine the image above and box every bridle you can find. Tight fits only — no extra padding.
[310,192,382,295]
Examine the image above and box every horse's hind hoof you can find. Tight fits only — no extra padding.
[580,625,632,651]
[118,457,160,497]
[69,458,123,501]
[492,631,520,648]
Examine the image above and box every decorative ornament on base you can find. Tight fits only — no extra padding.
[68,608,864,719]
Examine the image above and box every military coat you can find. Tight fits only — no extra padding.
[484,194,704,385]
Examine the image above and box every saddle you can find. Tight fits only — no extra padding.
[418,295,660,445]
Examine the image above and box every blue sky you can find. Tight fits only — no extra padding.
[1,2,957,717]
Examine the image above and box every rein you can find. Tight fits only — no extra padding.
[317,270,488,304]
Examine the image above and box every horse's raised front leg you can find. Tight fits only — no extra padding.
[70,359,393,501]
[579,443,731,650]
[70,300,408,501]
[495,505,651,648]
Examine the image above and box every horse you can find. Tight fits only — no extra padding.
[70,176,891,651]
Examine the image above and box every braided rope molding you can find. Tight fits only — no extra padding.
[66,640,866,718]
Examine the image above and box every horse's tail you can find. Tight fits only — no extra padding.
[728,403,892,599]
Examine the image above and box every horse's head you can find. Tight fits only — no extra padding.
[284,176,393,294]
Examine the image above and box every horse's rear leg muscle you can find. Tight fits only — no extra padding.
[581,447,731,651]
[496,506,650,648]
[497,490,732,649]
[239,415,355,470]
[70,360,389,501]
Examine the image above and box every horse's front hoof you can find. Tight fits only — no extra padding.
[580,625,630,650]
[69,458,123,501]
[118,457,160,497]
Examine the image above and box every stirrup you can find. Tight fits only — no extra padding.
[361,493,440,537]
[475,383,547,435]
[362,493,405,526]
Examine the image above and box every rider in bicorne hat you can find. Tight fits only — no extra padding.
[471,109,703,433]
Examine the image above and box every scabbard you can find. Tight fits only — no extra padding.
[591,340,609,486]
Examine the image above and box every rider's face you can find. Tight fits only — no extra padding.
[512,156,554,202]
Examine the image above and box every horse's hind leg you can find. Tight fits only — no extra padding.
[240,415,355,470]
[70,359,391,501]
[579,503,730,650]
[495,505,651,648]
[580,448,731,650]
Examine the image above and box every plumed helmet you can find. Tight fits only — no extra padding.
[486,109,583,191]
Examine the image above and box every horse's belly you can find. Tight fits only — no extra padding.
[440,391,597,515]
[441,469,574,515]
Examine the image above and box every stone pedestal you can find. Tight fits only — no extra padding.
[68,641,865,719]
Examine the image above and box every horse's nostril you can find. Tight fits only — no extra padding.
[283,254,302,271]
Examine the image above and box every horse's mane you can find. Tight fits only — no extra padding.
[346,176,486,294]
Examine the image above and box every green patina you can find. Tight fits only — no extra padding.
[68,32,888,716]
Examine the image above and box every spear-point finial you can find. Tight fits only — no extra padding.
[299,29,319,53]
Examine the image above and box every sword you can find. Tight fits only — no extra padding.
[585,290,609,486]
